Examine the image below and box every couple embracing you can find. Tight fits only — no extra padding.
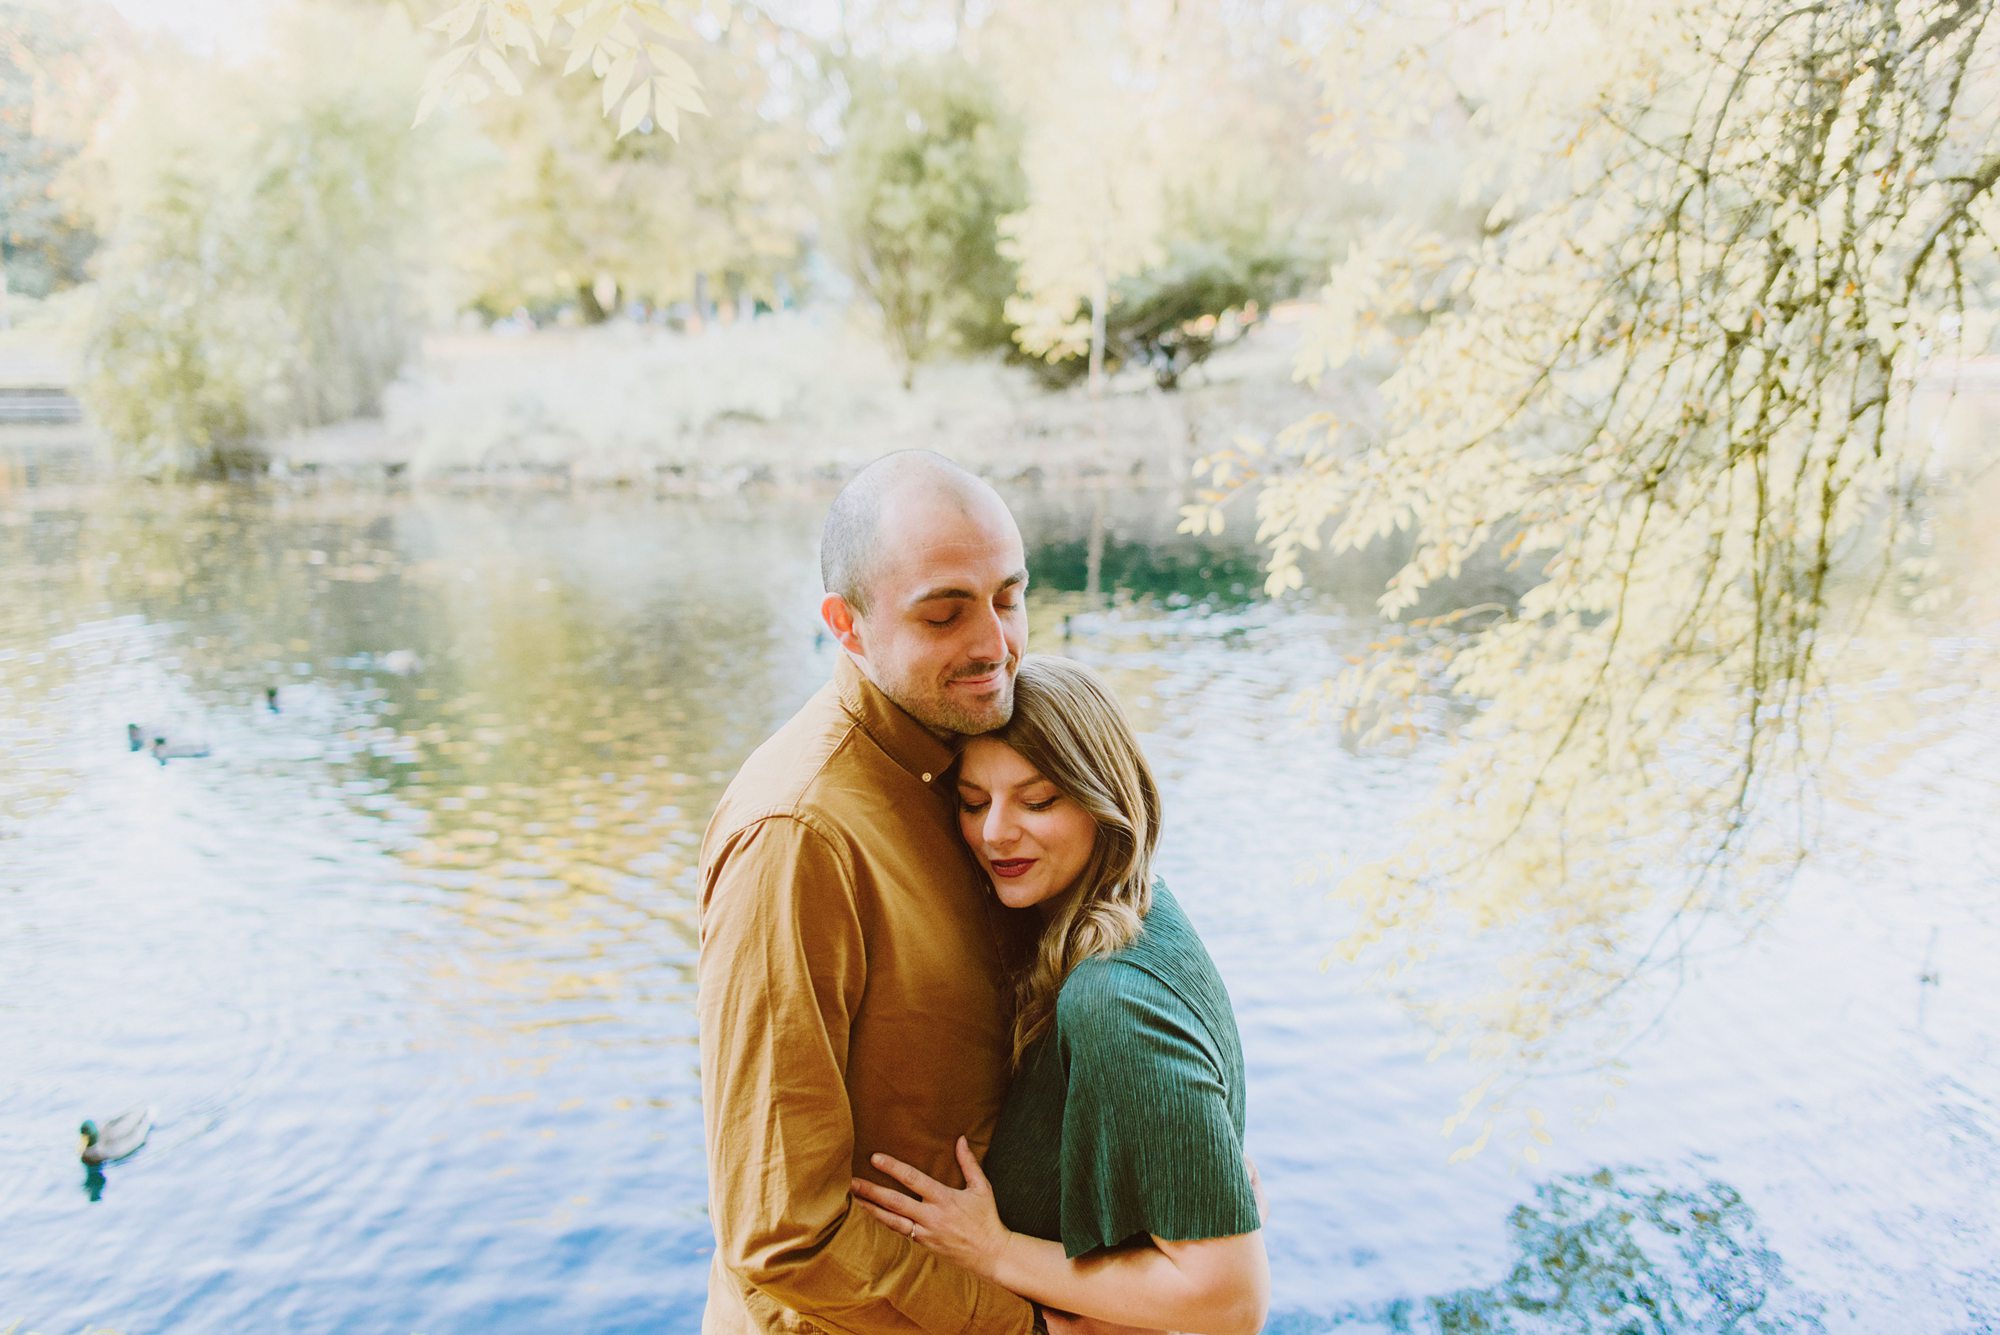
[697,451,1270,1335]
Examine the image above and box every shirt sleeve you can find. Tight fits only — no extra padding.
[697,814,1034,1335]
[1054,963,1262,1259]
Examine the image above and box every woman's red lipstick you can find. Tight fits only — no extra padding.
[989,858,1036,878]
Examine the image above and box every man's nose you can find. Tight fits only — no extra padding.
[967,602,1010,664]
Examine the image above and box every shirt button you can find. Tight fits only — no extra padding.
[921,772,933,783]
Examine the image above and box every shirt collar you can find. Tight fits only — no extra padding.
[835,654,959,786]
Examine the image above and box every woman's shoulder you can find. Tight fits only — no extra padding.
[1055,883,1232,1039]
[1056,947,1171,1023]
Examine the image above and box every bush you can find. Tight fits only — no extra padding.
[1020,236,1311,391]
[834,56,1027,389]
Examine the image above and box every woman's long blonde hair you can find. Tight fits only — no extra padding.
[980,654,1160,1068]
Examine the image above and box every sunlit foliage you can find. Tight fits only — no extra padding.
[80,6,440,474]
[414,0,1335,383]
[1186,0,2000,1154]
[415,0,728,139]
[457,21,812,320]
[985,0,1327,394]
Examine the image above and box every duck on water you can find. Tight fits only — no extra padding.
[79,1106,153,1164]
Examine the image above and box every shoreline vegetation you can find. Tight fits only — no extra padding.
[2,310,1355,494]
[7,310,1992,498]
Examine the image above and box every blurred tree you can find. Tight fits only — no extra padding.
[458,20,813,321]
[80,5,440,474]
[987,0,1326,395]
[0,0,121,313]
[989,4,1164,397]
[833,54,1025,388]
[1186,0,2000,1153]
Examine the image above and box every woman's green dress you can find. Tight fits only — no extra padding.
[982,882,1261,1259]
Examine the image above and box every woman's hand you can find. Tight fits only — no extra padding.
[851,1135,1012,1279]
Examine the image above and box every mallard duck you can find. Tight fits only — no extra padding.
[79,1106,153,1164]
[130,722,210,756]
[150,734,211,764]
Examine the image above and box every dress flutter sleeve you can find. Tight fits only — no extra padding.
[1051,960,1263,1259]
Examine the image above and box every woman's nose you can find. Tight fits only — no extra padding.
[983,803,1018,849]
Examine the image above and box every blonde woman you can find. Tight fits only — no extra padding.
[853,655,1270,1335]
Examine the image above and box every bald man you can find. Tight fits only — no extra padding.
[698,453,1074,1333]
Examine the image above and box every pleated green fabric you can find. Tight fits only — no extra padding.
[983,882,1261,1259]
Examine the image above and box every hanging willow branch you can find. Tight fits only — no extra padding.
[1187,0,2000,1156]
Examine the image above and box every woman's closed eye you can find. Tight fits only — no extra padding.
[959,793,1059,813]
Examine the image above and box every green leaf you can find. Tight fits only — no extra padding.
[661,79,706,115]
[601,49,637,116]
[427,1,479,40]
[478,48,523,96]
[643,41,696,85]
[496,9,536,52]
[628,1,690,39]
[565,1,623,64]
[412,83,449,127]
[424,42,476,86]
[616,82,650,137]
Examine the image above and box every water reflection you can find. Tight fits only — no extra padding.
[1303,1168,1822,1334]
[4,451,1997,1332]
[0,477,1282,1061]
[1423,1168,1820,1333]
[5,484,821,1018]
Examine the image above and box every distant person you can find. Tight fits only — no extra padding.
[699,451,1069,1332]
[853,656,1270,1335]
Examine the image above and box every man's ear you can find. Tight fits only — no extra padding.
[820,593,866,657]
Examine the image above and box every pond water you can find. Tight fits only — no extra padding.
[2,455,1997,1333]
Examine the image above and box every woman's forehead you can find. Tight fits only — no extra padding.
[956,738,1046,787]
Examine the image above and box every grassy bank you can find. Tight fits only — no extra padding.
[262,311,1344,492]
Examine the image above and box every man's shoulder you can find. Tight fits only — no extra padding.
[705,681,890,847]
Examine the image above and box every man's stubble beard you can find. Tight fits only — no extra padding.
[896,671,1016,738]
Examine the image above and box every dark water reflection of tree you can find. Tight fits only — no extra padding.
[1308,1167,1822,1334]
